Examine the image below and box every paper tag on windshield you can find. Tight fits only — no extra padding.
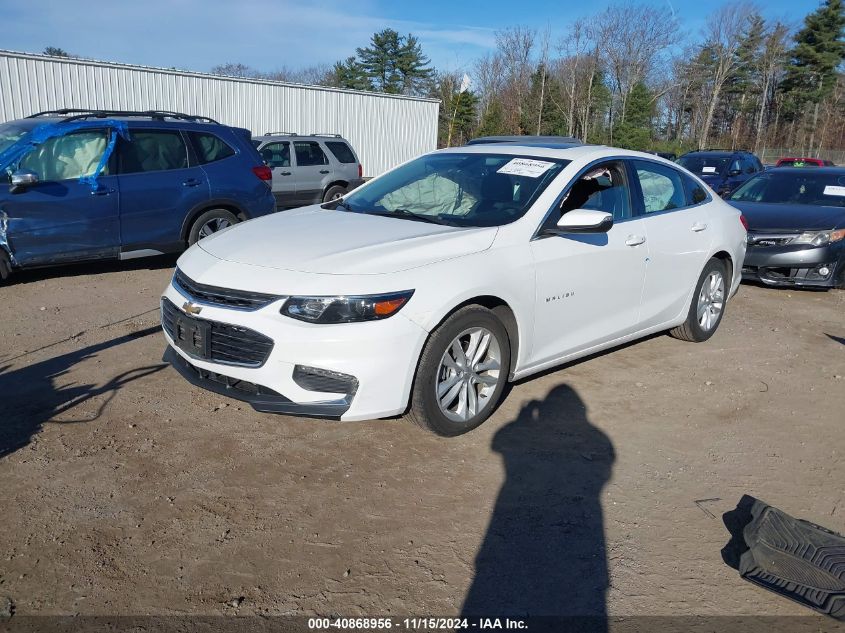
[702,166,717,174]
[497,158,555,178]
[824,185,845,197]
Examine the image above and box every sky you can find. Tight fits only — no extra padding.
[3,0,826,76]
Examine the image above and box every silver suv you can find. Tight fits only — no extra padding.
[252,133,364,208]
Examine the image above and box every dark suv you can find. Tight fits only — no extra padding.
[677,149,764,197]
[0,109,275,282]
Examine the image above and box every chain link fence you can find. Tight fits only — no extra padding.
[758,148,845,165]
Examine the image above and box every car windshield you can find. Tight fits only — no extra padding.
[677,155,731,176]
[0,121,35,156]
[730,171,845,207]
[337,152,569,227]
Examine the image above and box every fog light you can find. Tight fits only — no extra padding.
[293,365,358,395]
[818,266,830,277]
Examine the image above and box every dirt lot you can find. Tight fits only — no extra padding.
[1,257,844,621]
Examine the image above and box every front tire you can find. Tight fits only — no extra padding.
[670,258,728,342]
[0,250,11,284]
[187,209,238,246]
[323,185,347,203]
[406,306,511,436]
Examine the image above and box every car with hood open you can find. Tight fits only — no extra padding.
[161,143,747,436]
[727,167,845,288]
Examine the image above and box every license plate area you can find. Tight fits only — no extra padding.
[174,314,211,359]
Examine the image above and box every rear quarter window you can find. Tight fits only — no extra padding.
[189,132,236,164]
[325,141,357,164]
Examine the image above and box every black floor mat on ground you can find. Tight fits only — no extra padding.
[722,495,845,620]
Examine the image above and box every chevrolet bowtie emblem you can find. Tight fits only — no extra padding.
[182,301,202,315]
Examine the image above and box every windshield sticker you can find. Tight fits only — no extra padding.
[701,166,717,174]
[497,158,555,178]
[823,185,845,197]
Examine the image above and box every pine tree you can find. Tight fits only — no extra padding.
[613,82,653,149]
[397,34,435,95]
[331,57,372,91]
[356,29,404,93]
[476,100,507,137]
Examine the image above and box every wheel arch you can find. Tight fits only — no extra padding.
[710,250,734,285]
[323,180,349,198]
[180,199,247,244]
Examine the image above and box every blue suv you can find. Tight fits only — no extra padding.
[0,109,275,282]
[676,149,764,197]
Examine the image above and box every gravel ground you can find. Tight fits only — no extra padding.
[1,257,843,621]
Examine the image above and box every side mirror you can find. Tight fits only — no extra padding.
[548,208,614,235]
[10,170,38,193]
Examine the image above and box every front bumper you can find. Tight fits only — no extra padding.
[161,281,429,421]
[742,242,843,288]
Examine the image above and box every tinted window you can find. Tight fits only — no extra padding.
[325,141,356,164]
[677,154,730,176]
[730,172,845,207]
[558,161,631,222]
[633,160,687,213]
[341,153,569,227]
[18,130,109,181]
[120,131,188,174]
[294,141,329,166]
[683,174,708,205]
[260,142,290,168]
[190,132,235,164]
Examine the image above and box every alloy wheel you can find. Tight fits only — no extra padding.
[435,327,502,423]
[697,270,725,331]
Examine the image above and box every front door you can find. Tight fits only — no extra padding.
[3,129,119,266]
[529,160,648,366]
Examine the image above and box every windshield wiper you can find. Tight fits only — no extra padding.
[373,209,455,225]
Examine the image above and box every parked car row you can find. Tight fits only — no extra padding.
[2,114,843,435]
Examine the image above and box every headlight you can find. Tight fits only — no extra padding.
[280,290,414,324]
[792,229,845,246]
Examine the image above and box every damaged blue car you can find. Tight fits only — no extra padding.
[0,109,275,282]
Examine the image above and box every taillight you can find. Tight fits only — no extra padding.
[358,163,363,179]
[252,165,272,182]
[739,214,749,231]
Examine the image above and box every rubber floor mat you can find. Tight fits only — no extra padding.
[722,495,845,620]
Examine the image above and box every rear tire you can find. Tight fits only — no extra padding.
[0,250,11,283]
[406,306,511,437]
[187,209,238,246]
[670,258,728,342]
[323,185,347,203]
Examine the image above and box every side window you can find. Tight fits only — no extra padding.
[18,130,109,182]
[190,132,235,164]
[728,158,742,174]
[741,157,755,174]
[294,141,329,167]
[120,130,188,174]
[325,141,356,164]
[558,161,631,222]
[682,174,708,205]
[260,142,290,168]
[633,160,687,213]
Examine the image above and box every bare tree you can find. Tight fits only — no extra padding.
[697,2,755,149]
[495,26,536,133]
[753,21,789,153]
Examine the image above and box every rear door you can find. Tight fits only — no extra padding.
[258,140,295,207]
[116,128,209,254]
[292,140,333,205]
[630,159,713,327]
[3,128,120,265]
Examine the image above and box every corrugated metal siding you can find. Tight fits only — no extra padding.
[0,50,440,177]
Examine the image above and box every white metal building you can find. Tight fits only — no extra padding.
[0,49,440,177]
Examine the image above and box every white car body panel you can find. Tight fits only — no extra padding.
[162,144,747,422]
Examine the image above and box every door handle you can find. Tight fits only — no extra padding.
[691,222,708,232]
[90,188,115,196]
[182,178,201,187]
[319,170,330,174]
[625,235,646,246]
[279,171,292,176]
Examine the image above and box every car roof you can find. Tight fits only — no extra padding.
[763,166,845,175]
[436,143,680,165]
[253,134,349,142]
[467,135,583,146]
[681,150,745,157]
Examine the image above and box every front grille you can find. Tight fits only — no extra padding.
[173,268,282,310]
[746,232,798,247]
[161,297,274,367]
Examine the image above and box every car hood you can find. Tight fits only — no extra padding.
[728,201,845,231]
[197,206,498,275]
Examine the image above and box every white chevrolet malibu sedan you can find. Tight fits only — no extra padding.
[161,143,747,436]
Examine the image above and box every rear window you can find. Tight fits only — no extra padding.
[730,172,845,207]
[325,141,356,164]
[189,132,236,164]
[677,154,731,176]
